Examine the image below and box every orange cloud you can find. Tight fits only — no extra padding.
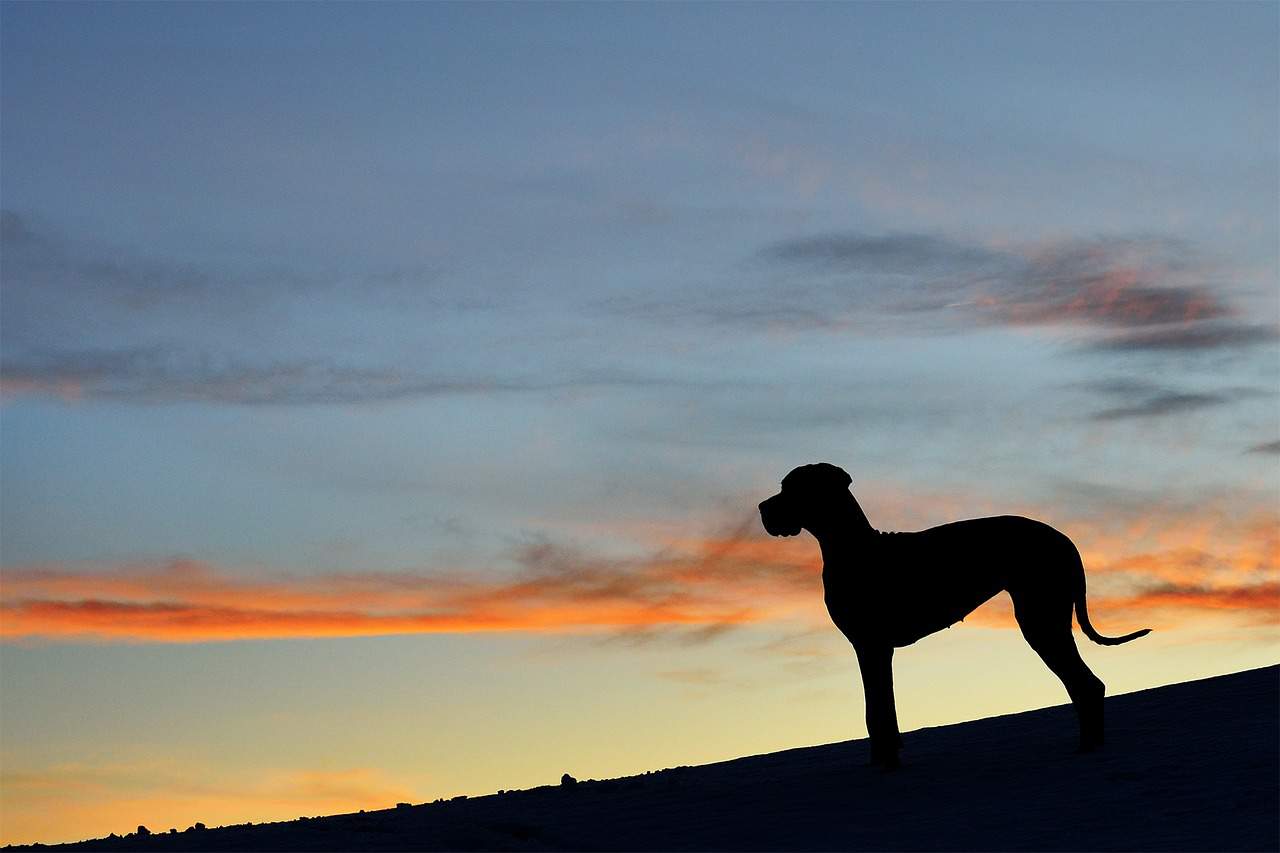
[2,501,1274,644]
[0,529,817,643]
[977,268,1222,328]
[973,238,1228,330]
[1104,583,1280,623]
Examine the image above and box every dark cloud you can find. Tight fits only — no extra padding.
[760,233,995,274]
[1075,378,1271,422]
[1246,440,1280,455]
[597,292,854,333]
[1087,322,1279,352]
[1091,392,1229,421]
[1073,377,1167,398]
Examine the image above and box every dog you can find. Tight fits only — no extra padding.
[758,463,1150,768]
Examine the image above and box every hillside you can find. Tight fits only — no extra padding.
[9,665,1277,852]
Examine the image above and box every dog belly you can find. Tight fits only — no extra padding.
[824,575,1004,648]
[886,584,1003,646]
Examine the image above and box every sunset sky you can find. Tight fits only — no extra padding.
[2,2,1278,845]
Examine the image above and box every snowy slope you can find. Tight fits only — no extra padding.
[8,665,1276,852]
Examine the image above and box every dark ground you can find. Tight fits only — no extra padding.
[8,665,1277,852]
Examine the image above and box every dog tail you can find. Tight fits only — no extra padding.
[1074,559,1152,646]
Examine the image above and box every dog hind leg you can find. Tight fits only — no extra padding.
[1012,594,1106,751]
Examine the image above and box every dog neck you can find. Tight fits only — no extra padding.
[806,491,877,563]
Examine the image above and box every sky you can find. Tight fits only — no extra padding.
[1,1,1277,845]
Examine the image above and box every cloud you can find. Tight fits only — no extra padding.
[0,212,500,406]
[1090,392,1229,421]
[0,211,461,322]
[628,230,1270,356]
[1071,378,1271,421]
[0,348,516,405]
[760,233,994,275]
[0,347,721,406]
[1105,583,1280,624]
[0,522,819,643]
[1086,322,1279,352]
[973,237,1227,329]
[3,496,1276,644]
[751,232,1233,333]
[1246,440,1280,455]
[1,211,230,323]
[758,232,1228,329]
[959,580,1280,632]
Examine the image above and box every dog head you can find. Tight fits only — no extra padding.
[758,463,854,537]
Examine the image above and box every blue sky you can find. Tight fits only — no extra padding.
[1,2,1277,844]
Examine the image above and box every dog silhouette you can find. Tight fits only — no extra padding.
[759,463,1151,768]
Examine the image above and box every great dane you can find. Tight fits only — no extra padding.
[758,463,1150,768]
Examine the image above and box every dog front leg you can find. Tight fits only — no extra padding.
[854,643,901,768]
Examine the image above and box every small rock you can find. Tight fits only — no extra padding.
[561,773,577,787]
[136,826,150,837]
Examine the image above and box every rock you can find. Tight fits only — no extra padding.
[561,773,577,787]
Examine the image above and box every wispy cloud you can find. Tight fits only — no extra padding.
[3,497,1275,644]
[973,237,1226,329]
[1091,392,1228,421]
[0,347,722,406]
[760,233,994,275]
[0,212,505,407]
[0,523,819,643]
[1072,378,1270,421]
[1086,322,1278,352]
[1246,440,1280,455]
[750,232,1234,334]
[0,211,221,312]
[620,230,1274,357]
[1113,582,1280,618]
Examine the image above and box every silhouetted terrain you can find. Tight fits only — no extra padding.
[9,666,1276,852]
